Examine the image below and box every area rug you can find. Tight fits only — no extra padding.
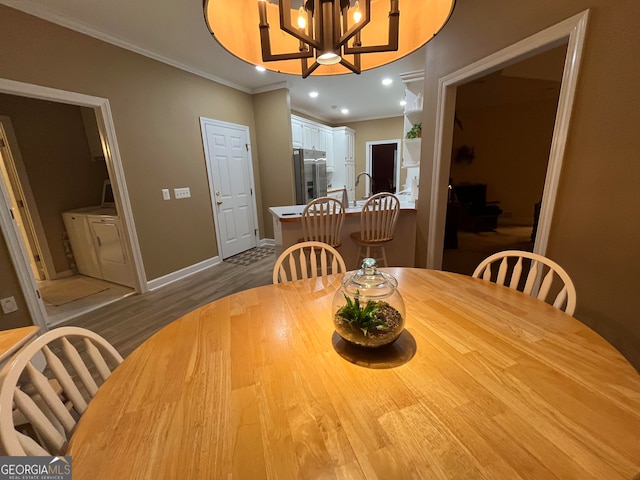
[225,246,275,266]
[40,278,109,306]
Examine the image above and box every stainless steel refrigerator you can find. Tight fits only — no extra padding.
[293,148,327,204]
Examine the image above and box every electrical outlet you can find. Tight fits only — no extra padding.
[1,296,18,314]
[174,187,191,199]
[162,188,171,200]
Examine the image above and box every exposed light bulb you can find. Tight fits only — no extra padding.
[297,6,306,30]
[341,108,349,114]
[309,91,319,98]
[353,1,362,23]
[382,78,393,86]
[255,65,266,72]
[400,100,407,106]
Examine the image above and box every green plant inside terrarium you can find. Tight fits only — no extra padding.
[336,291,389,337]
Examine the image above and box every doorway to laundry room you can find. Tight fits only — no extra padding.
[0,86,143,327]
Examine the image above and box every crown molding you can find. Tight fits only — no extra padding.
[252,81,289,95]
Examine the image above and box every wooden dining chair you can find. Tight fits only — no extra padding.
[273,241,347,284]
[472,250,577,315]
[0,326,123,456]
[350,192,400,267]
[301,197,346,248]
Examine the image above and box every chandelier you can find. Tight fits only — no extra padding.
[204,0,456,78]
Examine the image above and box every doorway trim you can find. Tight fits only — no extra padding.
[200,117,259,259]
[0,78,147,329]
[426,10,589,268]
[0,116,56,280]
[365,139,402,195]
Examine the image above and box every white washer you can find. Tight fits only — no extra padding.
[62,205,134,287]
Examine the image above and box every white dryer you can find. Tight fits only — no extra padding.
[62,205,134,288]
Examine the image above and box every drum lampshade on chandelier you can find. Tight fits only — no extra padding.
[203,0,456,78]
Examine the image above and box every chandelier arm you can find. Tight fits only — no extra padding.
[339,55,362,75]
[278,0,322,50]
[337,0,371,47]
[301,59,322,79]
[260,24,315,61]
[343,5,399,55]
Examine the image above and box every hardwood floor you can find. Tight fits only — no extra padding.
[39,275,135,326]
[59,253,276,358]
[442,225,534,276]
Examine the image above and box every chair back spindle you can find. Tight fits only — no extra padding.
[301,197,346,248]
[273,241,347,284]
[0,327,123,456]
[473,250,576,315]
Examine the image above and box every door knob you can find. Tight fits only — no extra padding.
[216,200,223,205]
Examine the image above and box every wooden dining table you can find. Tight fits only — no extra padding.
[0,325,40,365]
[67,268,640,479]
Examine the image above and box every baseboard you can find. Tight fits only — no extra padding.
[146,256,222,291]
[146,242,272,292]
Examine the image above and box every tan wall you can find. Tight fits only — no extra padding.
[345,117,404,199]
[253,89,295,239]
[418,1,640,368]
[451,99,557,224]
[0,6,261,284]
[0,236,31,329]
[0,94,109,274]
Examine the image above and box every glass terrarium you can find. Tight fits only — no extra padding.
[332,258,405,348]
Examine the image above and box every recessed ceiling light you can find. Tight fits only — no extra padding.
[400,100,407,106]
[382,78,393,86]
[341,108,349,114]
[309,91,319,98]
[255,65,266,72]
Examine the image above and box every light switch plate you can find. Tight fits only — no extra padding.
[174,187,191,199]
[1,296,18,314]
[162,188,171,200]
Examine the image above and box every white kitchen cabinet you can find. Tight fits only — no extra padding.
[323,128,334,164]
[319,126,333,156]
[291,117,303,148]
[302,122,319,150]
[332,126,356,204]
[292,115,328,152]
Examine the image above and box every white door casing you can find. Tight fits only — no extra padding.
[201,118,258,259]
[426,10,589,269]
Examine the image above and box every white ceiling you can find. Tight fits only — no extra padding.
[2,0,430,124]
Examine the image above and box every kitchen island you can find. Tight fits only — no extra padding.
[269,199,417,268]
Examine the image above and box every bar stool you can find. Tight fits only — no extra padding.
[350,192,400,267]
[301,197,346,248]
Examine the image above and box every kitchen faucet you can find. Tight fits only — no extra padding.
[355,172,373,206]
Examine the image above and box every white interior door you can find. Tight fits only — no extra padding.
[201,118,257,259]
